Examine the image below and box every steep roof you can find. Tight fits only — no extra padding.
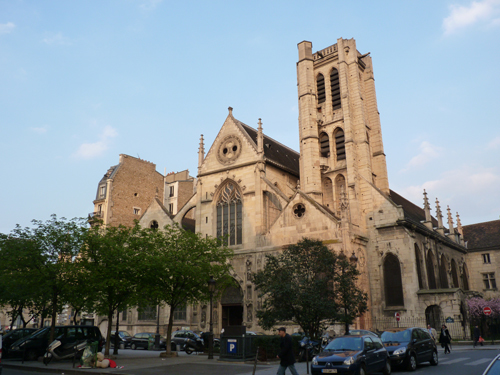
[389,190,439,228]
[237,121,300,177]
[462,220,500,251]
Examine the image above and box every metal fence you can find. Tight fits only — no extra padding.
[371,317,469,340]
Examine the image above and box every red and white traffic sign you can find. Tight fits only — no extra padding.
[484,306,492,315]
[395,312,401,321]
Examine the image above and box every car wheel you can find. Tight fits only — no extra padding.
[131,343,137,350]
[185,346,193,355]
[359,364,367,375]
[26,349,38,361]
[43,353,53,365]
[407,354,417,371]
[430,350,438,365]
[382,359,391,375]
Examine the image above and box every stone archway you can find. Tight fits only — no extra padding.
[425,305,442,329]
[221,284,243,330]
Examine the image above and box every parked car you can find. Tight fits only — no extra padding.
[245,331,265,335]
[483,353,500,374]
[9,325,104,361]
[130,332,166,350]
[312,334,391,375]
[171,330,204,353]
[1,328,37,357]
[349,329,379,337]
[110,330,132,349]
[380,327,438,371]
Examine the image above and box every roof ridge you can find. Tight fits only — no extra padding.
[238,121,299,156]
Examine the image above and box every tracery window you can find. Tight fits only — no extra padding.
[426,251,437,290]
[331,68,341,110]
[317,73,326,104]
[414,244,424,290]
[439,254,449,289]
[216,182,242,246]
[451,259,459,288]
[462,263,470,290]
[384,253,404,306]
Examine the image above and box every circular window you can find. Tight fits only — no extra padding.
[293,203,306,218]
[217,135,242,165]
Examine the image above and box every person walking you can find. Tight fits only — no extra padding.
[473,325,483,347]
[439,324,452,354]
[276,327,299,375]
[427,324,437,342]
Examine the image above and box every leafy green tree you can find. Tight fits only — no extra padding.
[252,238,367,339]
[78,222,147,356]
[141,224,234,355]
[0,215,88,343]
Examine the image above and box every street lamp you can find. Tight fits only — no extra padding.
[208,276,216,360]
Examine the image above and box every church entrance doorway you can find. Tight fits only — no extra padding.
[425,305,442,329]
[221,284,243,330]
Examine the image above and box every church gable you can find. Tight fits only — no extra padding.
[138,197,174,230]
[199,108,259,176]
[267,190,341,246]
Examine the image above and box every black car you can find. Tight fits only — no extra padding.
[1,328,37,357]
[171,330,204,353]
[130,332,166,350]
[311,334,391,375]
[110,330,133,349]
[9,325,104,361]
[380,327,438,371]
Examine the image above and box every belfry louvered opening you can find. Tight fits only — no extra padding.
[334,129,346,161]
[319,133,330,157]
[330,68,341,110]
[317,74,326,104]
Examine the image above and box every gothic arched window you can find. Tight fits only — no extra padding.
[317,73,326,104]
[414,244,424,290]
[462,263,470,290]
[216,182,242,246]
[319,133,330,157]
[330,68,341,110]
[384,253,404,307]
[426,251,437,289]
[439,254,449,289]
[451,259,459,288]
[334,128,346,161]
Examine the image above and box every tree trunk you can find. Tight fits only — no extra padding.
[104,307,114,356]
[113,310,120,355]
[49,291,58,344]
[165,305,175,355]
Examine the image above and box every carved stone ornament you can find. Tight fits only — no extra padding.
[217,135,242,165]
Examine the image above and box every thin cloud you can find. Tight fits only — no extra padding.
[0,22,15,35]
[73,126,118,160]
[139,0,163,10]
[42,32,72,45]
[443,0,500,36]
[30,127,47,134]
[401,141,442,172]
[487,136,500,149]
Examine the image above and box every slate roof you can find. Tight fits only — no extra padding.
[238,122,300,177]
[389,190,439,228]
[462,220,500,251]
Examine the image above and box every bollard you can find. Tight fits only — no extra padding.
[252,346,259,375]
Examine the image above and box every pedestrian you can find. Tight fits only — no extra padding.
[427,324,437,342]
[473,325,483,347]
[439,324,452,354]
[276,327,299,375]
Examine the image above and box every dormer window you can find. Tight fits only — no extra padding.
[99,185,106,198]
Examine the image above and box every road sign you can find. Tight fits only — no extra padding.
[484,306,492,315]
[395,312,401,322]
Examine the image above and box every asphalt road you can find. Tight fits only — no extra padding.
[2,348,496,375]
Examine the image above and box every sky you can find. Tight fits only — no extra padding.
[1,0,499,233]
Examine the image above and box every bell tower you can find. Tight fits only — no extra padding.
[297,38,389,226]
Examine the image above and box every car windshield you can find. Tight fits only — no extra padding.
[325,337,363,351]
[485,357,500,374]
[29,327,48,339]
[119,331,132,338]
[381,329,411,343]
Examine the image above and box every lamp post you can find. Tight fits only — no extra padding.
[208,276,216,359]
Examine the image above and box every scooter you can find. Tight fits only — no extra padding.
[183,336,205,355]
[298,336,320,362]
[43,337,88,365]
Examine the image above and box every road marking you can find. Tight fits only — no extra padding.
[465,358,494,366]
[441,358,470,365]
